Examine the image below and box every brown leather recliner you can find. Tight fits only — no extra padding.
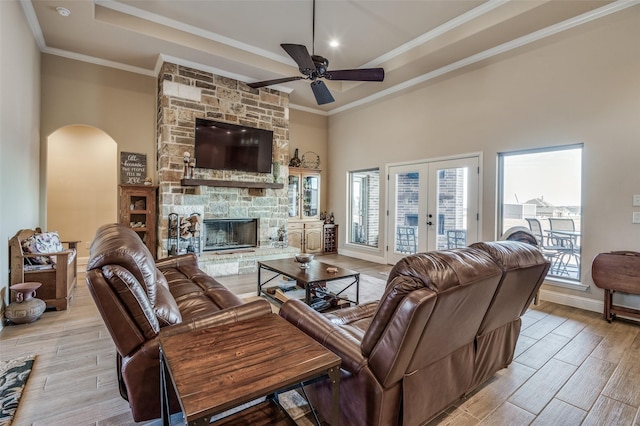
[468,240,550,390]
[85,223,272,421]
[279,241,549,426]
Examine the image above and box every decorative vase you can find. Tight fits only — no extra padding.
[5,282,46,325]
[289,149,301,167]
[272,161,281,183]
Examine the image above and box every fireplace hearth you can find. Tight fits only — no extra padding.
[203,219,258,251]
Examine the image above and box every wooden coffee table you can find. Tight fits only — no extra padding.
[258,258,360,310]
[159,313,341,425]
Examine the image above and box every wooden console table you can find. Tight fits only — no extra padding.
[159,313,341,425]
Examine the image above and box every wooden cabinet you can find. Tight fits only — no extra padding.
[119,185,157,258]
[323,224,338,253]
[288,221,324,254]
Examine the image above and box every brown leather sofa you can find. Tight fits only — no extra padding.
[85,223,272,421]
[279,241,549,426]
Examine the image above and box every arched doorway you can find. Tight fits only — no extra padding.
[47,125,117,261]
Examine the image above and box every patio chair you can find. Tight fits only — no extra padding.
[548,217,580,276]
[396,226,417,254]
[446,229,467,248]
[525,218,568,275]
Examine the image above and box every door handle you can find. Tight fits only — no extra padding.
[427,222,433,226]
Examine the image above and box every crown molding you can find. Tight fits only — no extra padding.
[289,103,328,116]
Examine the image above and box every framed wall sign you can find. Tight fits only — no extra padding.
[120,152,147,185]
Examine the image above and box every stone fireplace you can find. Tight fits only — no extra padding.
[203,219,258,251]
[155,62,296,274]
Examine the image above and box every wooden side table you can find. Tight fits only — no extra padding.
[159,313,341,425]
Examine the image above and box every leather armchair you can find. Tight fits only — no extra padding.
[86,224,272,421]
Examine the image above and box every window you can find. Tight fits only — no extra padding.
[498,145,582,281]
[349,169,380,247]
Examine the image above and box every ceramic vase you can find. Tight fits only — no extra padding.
[5,282,46,324]
[289,149,301,167]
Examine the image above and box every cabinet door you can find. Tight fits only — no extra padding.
[301,174,320,219]
[304,225,324,254]
[288,223,304,250]
[288,175,300,218]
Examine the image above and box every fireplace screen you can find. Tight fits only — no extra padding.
[203,219,258,251]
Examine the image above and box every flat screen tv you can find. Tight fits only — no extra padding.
[194,118,273,173]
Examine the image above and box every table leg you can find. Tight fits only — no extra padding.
[257,264,262,296]
[304,281,312,304]
[328,366,340,425]
[160,348,171,426]
[604,289,612,322]
[356,275,360,305]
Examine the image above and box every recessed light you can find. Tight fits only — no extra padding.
[329,40,339,48]
[56,7,71,17]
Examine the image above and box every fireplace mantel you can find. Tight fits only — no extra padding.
[181,179,284,190]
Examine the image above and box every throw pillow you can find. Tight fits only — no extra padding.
[34,231,64,253]
[21,235,50,265]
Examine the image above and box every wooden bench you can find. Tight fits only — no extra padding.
[592,251,640,322]
[9,228,78,311]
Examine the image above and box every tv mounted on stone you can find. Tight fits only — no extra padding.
[194,118,273,173]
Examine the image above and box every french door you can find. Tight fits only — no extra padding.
[387,157,479,264]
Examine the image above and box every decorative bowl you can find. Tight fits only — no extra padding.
[295,254,314,268]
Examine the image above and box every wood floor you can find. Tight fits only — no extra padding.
[2,254,640,425]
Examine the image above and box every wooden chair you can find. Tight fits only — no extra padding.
[9,228,78,310]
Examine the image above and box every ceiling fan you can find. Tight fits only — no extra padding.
[247,0,385,105]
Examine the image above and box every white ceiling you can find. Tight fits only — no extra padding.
[24,0,635,114]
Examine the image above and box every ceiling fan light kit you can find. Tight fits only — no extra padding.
[247,0,384,105]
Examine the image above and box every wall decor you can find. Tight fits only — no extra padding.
[120,152,147,185]
[301,151,320,169]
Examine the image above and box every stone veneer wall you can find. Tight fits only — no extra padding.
[156,62,290,257]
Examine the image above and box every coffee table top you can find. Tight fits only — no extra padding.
[259,258,359,285]
[159,313,341,423]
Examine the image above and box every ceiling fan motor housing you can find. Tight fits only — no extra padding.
[312,55,329,77]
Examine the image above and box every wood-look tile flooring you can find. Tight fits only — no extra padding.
[1,254,639,425]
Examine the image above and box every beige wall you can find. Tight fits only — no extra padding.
[47,126,118,258]
[0,0,41,310]
[289,109,329,213]
[40,54,156,248]
[327,8,640,307]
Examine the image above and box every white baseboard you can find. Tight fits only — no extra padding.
[538,288,603,313]
[338,248,386,265]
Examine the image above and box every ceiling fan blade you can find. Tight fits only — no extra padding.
[310,80,335,105]
[325,68,385,82]
[281,43,316,72]
[247,76,305,89]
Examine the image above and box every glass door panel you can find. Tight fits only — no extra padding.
[388,165,427,264]
[288,175,299,218]
[428,157,478,251]
[302,175,319,218]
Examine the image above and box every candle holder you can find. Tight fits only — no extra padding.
[183,152,191,179]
